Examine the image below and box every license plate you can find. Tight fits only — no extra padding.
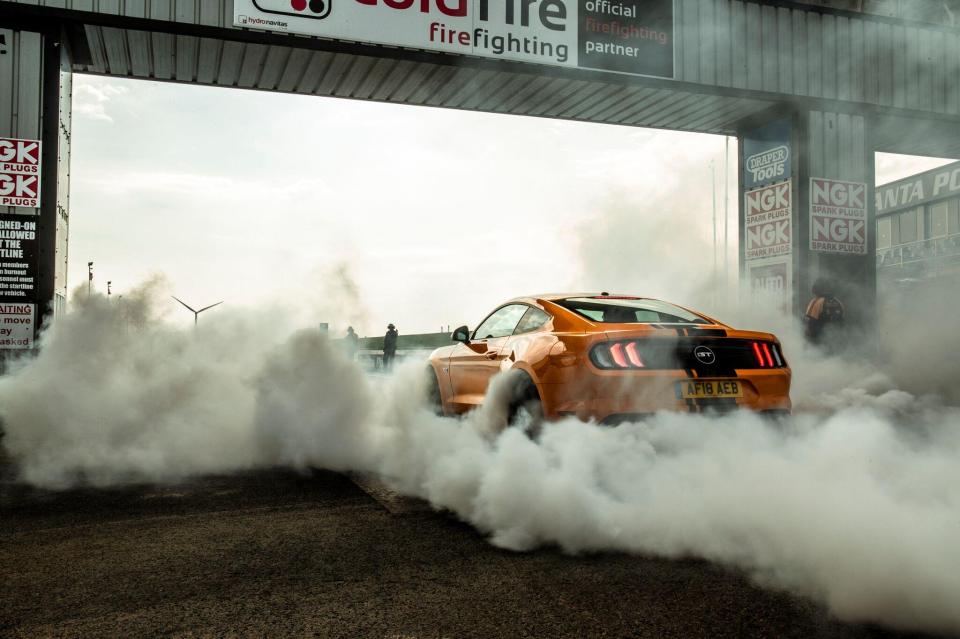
[678,379,743,399]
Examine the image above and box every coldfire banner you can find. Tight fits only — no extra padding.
[234,0,674,79]
[809,178,868,255]
[0,214,38,349]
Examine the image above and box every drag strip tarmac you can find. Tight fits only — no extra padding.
[0,467,924,638]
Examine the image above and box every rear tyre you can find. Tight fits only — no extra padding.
[506,371,543,437]
[426,368,444,416]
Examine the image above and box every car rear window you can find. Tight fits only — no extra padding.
[556,297,709,325]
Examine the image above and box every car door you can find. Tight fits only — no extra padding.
[447,304,528,411]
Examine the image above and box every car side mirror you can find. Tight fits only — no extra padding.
[452,325,470,343]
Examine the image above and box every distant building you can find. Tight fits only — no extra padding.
[875,160,960,286]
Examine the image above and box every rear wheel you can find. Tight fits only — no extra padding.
[506,371,543,436]
[426,368,444,416]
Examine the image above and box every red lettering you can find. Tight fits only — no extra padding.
[357,0,465,14]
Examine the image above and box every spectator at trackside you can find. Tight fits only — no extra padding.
[803,278,845,345]
[383,323,399,369]
[345,326,359,359]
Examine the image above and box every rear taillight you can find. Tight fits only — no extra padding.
[590,339,786,370]
[752,341,784,368]
[591,341,645,369]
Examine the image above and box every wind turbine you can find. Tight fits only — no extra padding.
[172,296,223,326]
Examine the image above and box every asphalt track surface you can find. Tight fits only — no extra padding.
[0,463,938,639]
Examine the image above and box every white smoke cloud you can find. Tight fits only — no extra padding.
[2,282,960,635]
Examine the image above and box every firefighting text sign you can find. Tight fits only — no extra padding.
[0,138,42,209]
[809,178,867,255]
[745,180,791,260]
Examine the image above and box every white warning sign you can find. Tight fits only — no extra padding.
[809,178,867,255]
[0,303,34,349]
[0,138,42,209]
[744,180,791,260]
[749,259,791,315]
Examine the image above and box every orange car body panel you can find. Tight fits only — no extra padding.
[428,294,791,423]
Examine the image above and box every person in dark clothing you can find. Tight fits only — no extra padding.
[383,323,399,369]
[803,278,845,345]
[345,326,359,359]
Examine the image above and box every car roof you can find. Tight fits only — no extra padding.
[504,293,650,304]
[500,293,726,328]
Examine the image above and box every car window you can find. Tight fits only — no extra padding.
[473,304,529,339]
[514,307,551,335]
[556,297,708,324]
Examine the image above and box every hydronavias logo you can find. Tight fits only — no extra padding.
[254,0,332,19]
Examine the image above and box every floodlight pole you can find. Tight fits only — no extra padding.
[724,136,730,300]
[87,262,93,296]
[711,161,717,294]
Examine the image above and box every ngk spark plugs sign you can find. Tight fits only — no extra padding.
[0,138,42,209]
[745,180,791,260]
[742,120,791,190]
[809,178,868,255]
[0,214,38,349]
[234,0,674,79]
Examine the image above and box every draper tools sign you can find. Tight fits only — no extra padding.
[809,178,868,255]
[234,0,674,79]
[0,138,42,209]
[742,120,791,190]
[745,180,791,260]
[0,214,38,349]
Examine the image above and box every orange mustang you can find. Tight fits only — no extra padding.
[426,294,791,425]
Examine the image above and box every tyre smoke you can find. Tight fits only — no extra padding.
[2,284,960,635]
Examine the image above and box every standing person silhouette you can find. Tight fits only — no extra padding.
[803,278,845,345]
[344,326,359,359]
[383,323,399,370]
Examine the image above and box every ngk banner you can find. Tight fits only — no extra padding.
[0,137,42,209]
[809,178,868,255]
[744,180,791,261]
[234,0,674,79]
[742,120,791,190]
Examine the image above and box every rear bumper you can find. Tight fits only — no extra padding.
[537,368,792,422]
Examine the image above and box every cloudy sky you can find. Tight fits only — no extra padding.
[69,75,955,335]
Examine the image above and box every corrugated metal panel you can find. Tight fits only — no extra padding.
[6,0,960,118]
[673,0,960,116]
[58,23,954,145]
[195,37,222,85]
[0,29,45,215]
